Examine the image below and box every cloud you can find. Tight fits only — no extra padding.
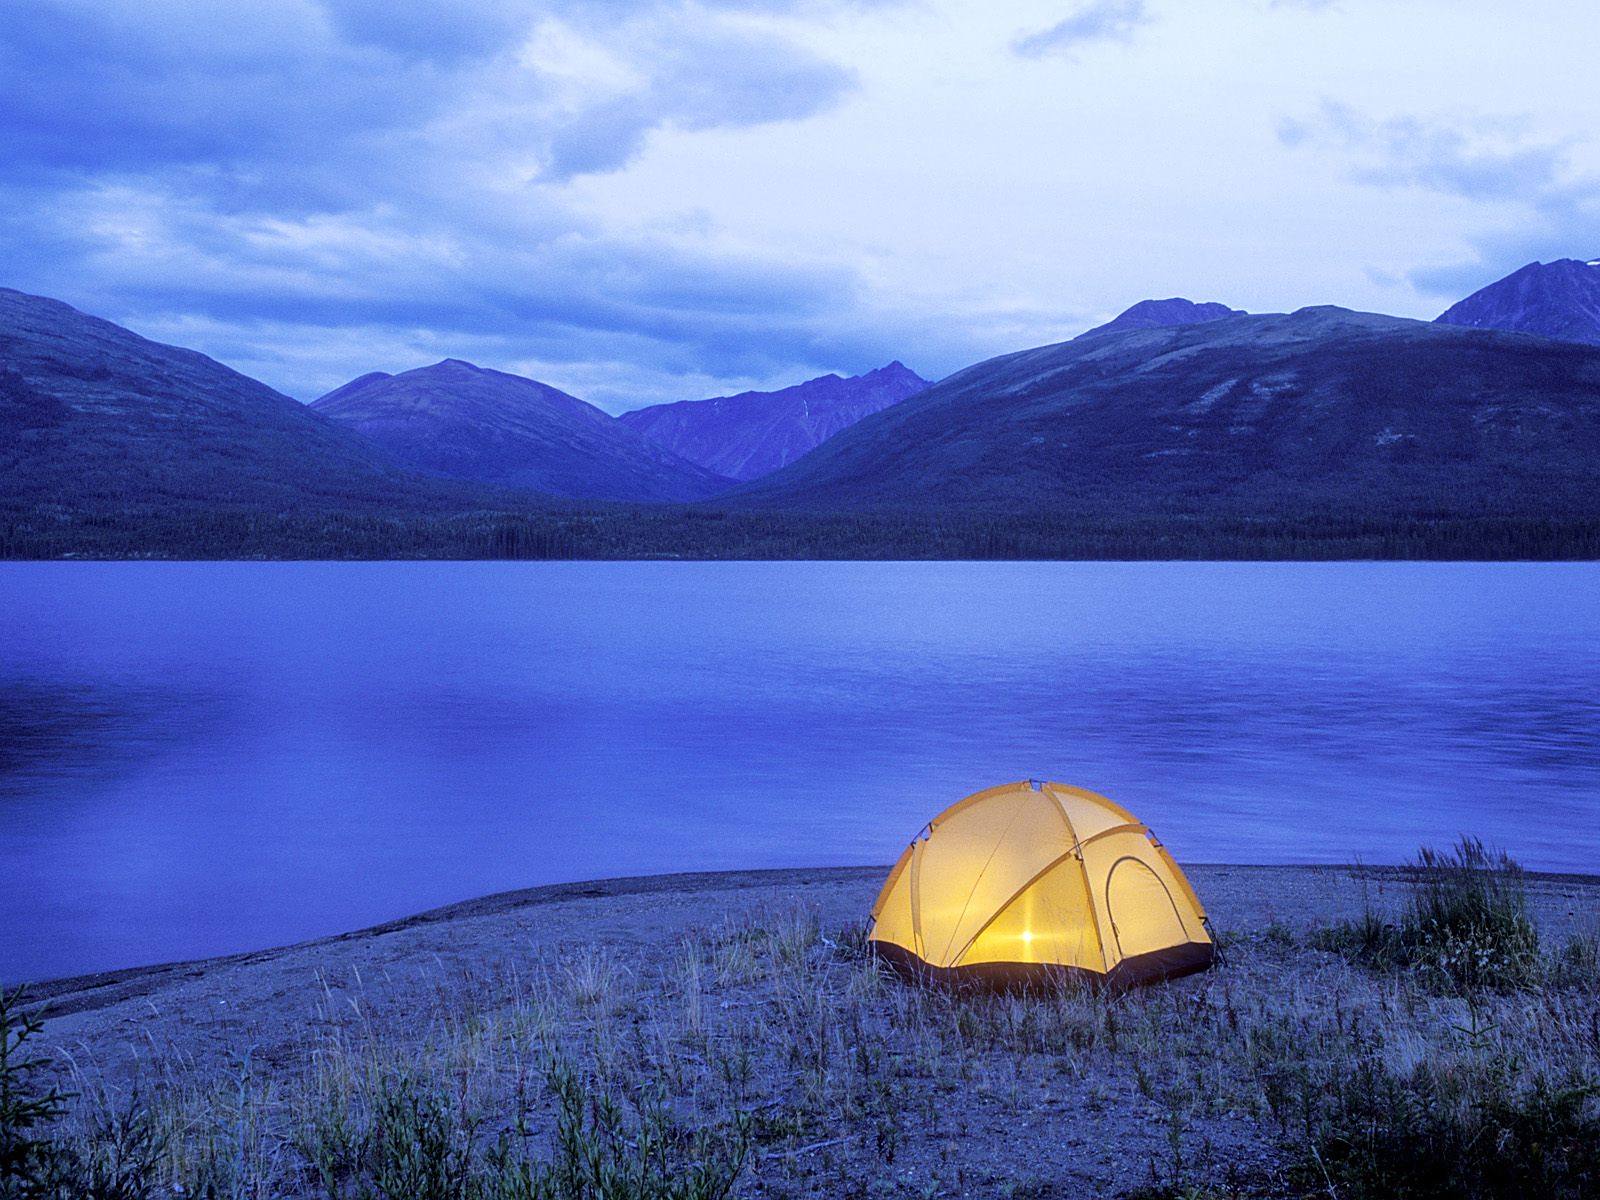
[1277,100,1600,302]
[542,22,855,182]
[8,0,1588,406]
[0,1,856,191]
[1013,0,1149,58]
[0,0,885,403]
[1279,102,1577,202]
[322,0,533,61]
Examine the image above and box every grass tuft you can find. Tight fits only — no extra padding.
[1315,838,1543,992]
[1286,1044,1600,1199]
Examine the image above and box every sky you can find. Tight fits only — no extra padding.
[2,0,1596,411]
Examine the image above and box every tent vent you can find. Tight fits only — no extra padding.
[1028,779,1043,791]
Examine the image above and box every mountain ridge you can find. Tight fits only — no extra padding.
[1076,297,1245,339]
[730,305,1600,516]
[1436,258,1600,346]
[619,361,929,481]
[0,285,443,516]
[312,359,731,503]
[8,280,1600,559]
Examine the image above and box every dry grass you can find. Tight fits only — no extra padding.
[1315,839,1546,994]
[11,874,1600,1198]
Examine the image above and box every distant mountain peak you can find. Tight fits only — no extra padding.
[317,370,392,402]
[620,362,930,481]
[1437,258,1600,346]
[0,285,417,515]
[310,362,728,502]
[731,309,1600,518]
[1077,297,1245,340]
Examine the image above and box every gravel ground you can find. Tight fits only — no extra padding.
[22,863,1600,1198]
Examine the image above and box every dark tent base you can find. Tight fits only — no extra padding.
[869,940,1215,993]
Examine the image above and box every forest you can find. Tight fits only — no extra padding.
[6,503,1597,561]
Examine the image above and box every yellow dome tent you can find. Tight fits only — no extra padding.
[868,780,1214,988]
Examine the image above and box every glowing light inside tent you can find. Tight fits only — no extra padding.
[867,780,1216,986]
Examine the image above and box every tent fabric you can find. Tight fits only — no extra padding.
[868,780,1214,989]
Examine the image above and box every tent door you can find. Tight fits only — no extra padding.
[1104,855,1190,959]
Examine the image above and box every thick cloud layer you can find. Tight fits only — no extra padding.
[3,0,1595,407]
[0,0,880,402]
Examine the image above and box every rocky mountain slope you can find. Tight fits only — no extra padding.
[0,287,432,516]
[1435,258,1600,346]
[618,362,929,481]
[732,307,1600,517]
[1076,297,1244,339]
[312,360,731,503]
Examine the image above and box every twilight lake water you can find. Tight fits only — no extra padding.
[2,561,1598,982]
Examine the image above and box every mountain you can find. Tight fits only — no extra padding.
[1436,258,1600,345]
[1076,297,1244,339]
[0,286,431,516]
[312,360,731,502]
[731,307,1600,517]
[618,362,929,482]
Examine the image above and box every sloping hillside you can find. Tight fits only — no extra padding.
[619,362,928,481]
[1436,258,1600,346]
[0,287,429,514]
[313,360,731,503]
[731,308,1600,517]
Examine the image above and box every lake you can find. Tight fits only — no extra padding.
[2,561,1598,982]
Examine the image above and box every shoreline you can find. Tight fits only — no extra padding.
[23,860,1600,1018]
[18,865,888,1015]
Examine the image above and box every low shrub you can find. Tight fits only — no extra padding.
[295,1061,748,1200]
[1408,839,1542,991]
[1550,928,1600,993]
[1315,839,1543,992]
[1286,1045,1600,1200]
[1,987,69,1199]
[55,1097,167,1200]
[1311,907,1405,971]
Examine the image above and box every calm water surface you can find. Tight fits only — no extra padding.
[2,562,1598,981]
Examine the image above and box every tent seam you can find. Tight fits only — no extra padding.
[945,818,1148,969]
[1048,787,1120,974]
[936,791,1032,964]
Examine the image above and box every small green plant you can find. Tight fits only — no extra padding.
[1,987,69,1199]
[1550,926,1600,992]
[1311,907,1405,970]
[295,1061,748,1200]
[824,920,873,962]
[539,1065,749,1200]
[1286,1049,1600,1199]
[563,946,627,1012]
[59,1096,168,1200]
